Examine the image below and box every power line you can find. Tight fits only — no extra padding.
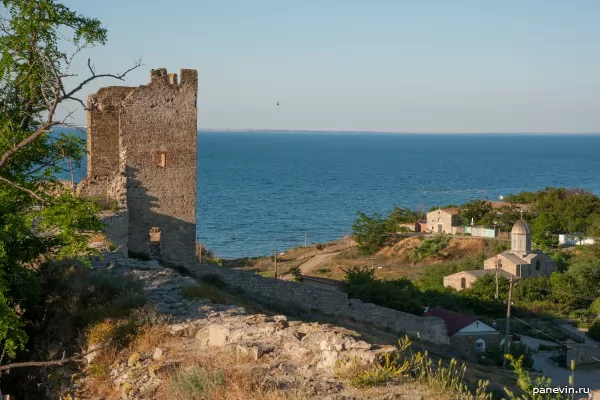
[495,278,598,302]
[511,316,575,350]
[512,316,600,363]
[535,287,598,302]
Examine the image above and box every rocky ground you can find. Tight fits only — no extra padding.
[70,253,445,399]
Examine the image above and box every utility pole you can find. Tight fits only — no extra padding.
[272,249,278,280]
[503,275,514,368]
[495,256,499,301]
[304,232,308,247]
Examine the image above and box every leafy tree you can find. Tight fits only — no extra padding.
[467,274,509,302]
[459,200,493,226]
[562,260,600,301]
[352,211,389,255]
[587,214,600,238]
[589,298,600,316]
[386,206,425,226]
[289,266,303,282]
[343,265,375,286]
[531,213,561,249]
[343,266,423,315]
[506,187,600,249]
[0,0,139,364]
[513,276,550,303]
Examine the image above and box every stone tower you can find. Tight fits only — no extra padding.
[80,68,198,267]
[511,219,531,253]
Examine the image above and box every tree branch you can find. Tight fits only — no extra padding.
[61,58,142,102]
[0,176,44,202]
[0,343,111,373]
[0,121,59,170]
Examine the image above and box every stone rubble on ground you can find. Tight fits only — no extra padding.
[76,254,431,399]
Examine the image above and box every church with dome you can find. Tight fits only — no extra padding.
[443,219,557,291]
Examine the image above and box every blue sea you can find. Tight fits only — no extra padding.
[65,130,600,258]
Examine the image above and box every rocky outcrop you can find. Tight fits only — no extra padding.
[82,255,436,399]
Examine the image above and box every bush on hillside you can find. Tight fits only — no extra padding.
[588,321,600,342]
[409,235,450,263]
[481,342,533,369]
[343,266,423,315]
[589,298,600,316]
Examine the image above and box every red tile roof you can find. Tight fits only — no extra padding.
[487,201,531,210]
[425,307,477,335]
[428,208,460,216]
[443,208,461,215]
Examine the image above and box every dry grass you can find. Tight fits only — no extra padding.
[156,347,307,400]
[130,324,171,353]
[82,309,172,396]
[301,236,500,282]
[89,232,117,250]
[227,237,357,275]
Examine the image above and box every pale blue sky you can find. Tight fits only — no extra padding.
[58,0,600,133]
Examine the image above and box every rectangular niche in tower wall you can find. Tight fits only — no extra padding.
[149,227,161,258]
[153,151,169,168]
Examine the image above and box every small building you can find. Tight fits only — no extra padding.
[482,219,556,278]
[424,307,501,359]
[300,275,345,293]
[487,201,531,212]
[444,219,556,290]
[426,208,461,234]
[399,221,427,233]
[399,222,418,232]
[558,234,596,247]
[443,268,514,291]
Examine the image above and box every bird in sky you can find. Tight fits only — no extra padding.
[277,101,280,106]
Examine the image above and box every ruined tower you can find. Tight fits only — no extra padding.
[80,68,198,267]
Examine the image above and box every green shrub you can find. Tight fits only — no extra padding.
[588,320,600,341]
[409,235,450,263]
[168,366,225,399]
[289,266,302,282]
[482,342,533,369]
[344,266,423,315]
[337,336,491,399]
[590,298,600,316]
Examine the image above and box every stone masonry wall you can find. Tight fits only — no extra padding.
[120,69,198,267]
[100,210,129,255]
[86,86,134,177]
[191,265,449,345]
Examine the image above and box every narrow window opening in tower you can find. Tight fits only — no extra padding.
[154,151,168,168]
[149,227,161,258]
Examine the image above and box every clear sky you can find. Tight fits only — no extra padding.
[58,0,600,133]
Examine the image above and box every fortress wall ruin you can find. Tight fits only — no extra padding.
[82,69,198,266]
[192,264,449,345]
[119,69,198,267]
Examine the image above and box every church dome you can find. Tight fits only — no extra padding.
[512,219,531,235]
[511,219,531,252]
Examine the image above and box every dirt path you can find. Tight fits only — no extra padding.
[298,251,340,275]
